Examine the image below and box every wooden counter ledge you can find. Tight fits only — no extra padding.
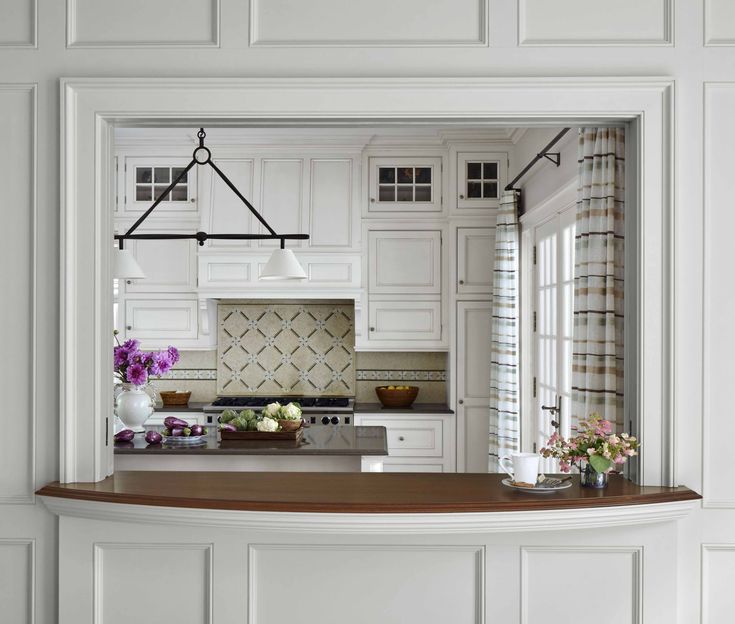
[37,472,700,514]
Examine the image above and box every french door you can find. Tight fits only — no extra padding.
[527,199,576,469]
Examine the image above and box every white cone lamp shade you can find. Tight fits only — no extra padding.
[113,248,146,279]
[260,248,307,280]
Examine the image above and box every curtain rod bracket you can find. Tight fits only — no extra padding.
[504,127,571,191]
[540,152,561,167]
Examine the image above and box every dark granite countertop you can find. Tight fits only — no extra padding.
[153,401,208,413]
[114,425,388,456]
[354,403,454,414]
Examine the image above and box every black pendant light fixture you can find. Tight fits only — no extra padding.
[114,128,309,280]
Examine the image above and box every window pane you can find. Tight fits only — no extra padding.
[483,162,498,179]
[136,167,152,183]
[467,181,482,198]
[171,167,187,183]
[154,167,170,183]
[466,162,482,179]
[483,182,498,198]
[171,185,188,201]
[415,167,431,183]
[378,167,395,184]
[135,186,151,202]
[396,185,413,201]
[414,185,431,202]
[397,167,413,183]
[154,185,170,201]
[378,186,395,202]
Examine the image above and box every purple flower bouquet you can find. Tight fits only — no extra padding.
[113,336,180,386]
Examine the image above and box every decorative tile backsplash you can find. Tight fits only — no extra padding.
[217,303,355,396]
[356,370,446,382]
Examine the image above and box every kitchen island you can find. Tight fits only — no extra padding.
[114,425,388,472]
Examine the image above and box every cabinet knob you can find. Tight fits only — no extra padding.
[459,279,464,285]
[458,399,464,405]
[459,194,465,199]
[370,198,376,203]
[190,198,196,203]
[126,279,132,285]
[126,325,132,331]
[398,436,405,441]
[369,327,375,332]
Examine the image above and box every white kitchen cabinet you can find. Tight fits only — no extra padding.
[355,412,454,472]
[121,156,197,217]
[456,227,495,295]
[368,157,442,214]
[368,229,442,294]
[455,151,507,210]
[308,157,358,249]
[456,301,493,472]
[123,298,199,343]
[123,238,197,293]
[367,300,442,342]
[257,158,304,247]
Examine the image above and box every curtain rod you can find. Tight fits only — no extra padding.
[504,127,572,192]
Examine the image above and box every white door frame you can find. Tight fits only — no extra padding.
[60,77,673,485]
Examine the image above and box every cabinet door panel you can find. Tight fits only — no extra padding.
[125,239,196,292]
[462,404,491,473]
[457,302,493,400]
[358,418,443,457]
[368,301,441,341]
[369,157,442,214]
[310,159,353,248]
[200,159,254,248]
[369,230,441,294]
[123,157,197,215]
[457,227,494,294]
[258,159,303,247]
[124,299,198,340]
[456,151,507,210]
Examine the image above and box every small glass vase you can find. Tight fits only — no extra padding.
[580,464,609,489]
[114,383,155,433]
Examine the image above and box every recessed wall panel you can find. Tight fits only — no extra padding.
[0,540,33,624]
[250,0,489,47]
[249,545,484,623]
[0,0,35,46]
[519,0,672,45]
[0,85,35,503]
[705,0,735,45]
[67,0,219,47]
[702,546,735,623]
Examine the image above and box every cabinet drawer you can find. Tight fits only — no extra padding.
[361,418,443,457]
[368,300,441,342]
[124,299,198,341]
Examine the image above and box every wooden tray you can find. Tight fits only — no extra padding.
[220,428,304,442]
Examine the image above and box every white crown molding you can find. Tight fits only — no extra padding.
[40,496,698,535]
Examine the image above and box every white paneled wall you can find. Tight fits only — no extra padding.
[1,0,733,621]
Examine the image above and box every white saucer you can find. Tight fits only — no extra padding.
[501,477,572,493]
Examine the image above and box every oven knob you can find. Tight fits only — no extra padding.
[321,416,331,425]
[330,416,340,425]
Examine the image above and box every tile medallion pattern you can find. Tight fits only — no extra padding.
[217,303,355,396]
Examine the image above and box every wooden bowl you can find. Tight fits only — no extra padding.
[278,418,303,432]
[375,385,419,408]
[159,391,191,407]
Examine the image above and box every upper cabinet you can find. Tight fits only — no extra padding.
[368,157,443,215]
[120,156,198,218]
[368,229,442,294]
[456,227,495,295]
[454,151,508,212]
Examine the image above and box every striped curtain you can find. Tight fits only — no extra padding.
[572,128,625,430]
[489,190,520,470]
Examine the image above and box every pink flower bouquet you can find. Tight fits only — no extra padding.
[540,414,639,474]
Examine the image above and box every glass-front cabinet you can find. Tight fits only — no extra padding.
[456,151,507,210]
[368,157,442,213]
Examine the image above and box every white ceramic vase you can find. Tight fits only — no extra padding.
[114,384,154,433]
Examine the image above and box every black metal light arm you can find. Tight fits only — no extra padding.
[116,128,309,249]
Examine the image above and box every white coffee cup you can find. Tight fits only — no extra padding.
[498,452,541,485]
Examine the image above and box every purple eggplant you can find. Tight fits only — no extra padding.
[219,422,236,432]
[145,430,163,445]
[114,429,135,443]
[190,424,205,437]
[164,416,189,429]
[170,427,185,437]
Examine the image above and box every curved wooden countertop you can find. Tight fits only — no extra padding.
[37,471,700,514]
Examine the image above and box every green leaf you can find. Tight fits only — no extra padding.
[589,454,612,474]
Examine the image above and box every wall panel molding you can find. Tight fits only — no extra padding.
[702,545,735,622]
[0,84,36,504]
[518,0,673,46]
[704,0,735,46]
[0,539,35,624]
[0,0,36,47]
[249,544,484,623]
[249,0,489,47]
[66,0,220,48]
[521,546,642,624]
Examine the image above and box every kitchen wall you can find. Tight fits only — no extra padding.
[2,1,733,621]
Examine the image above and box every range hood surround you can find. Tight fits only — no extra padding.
[217,300,356,397]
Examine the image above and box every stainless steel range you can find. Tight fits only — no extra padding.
[203,396,354,426]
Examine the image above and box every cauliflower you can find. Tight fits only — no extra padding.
[279,402,302,421]
[256,417,280,432]
[262,402,282,419]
